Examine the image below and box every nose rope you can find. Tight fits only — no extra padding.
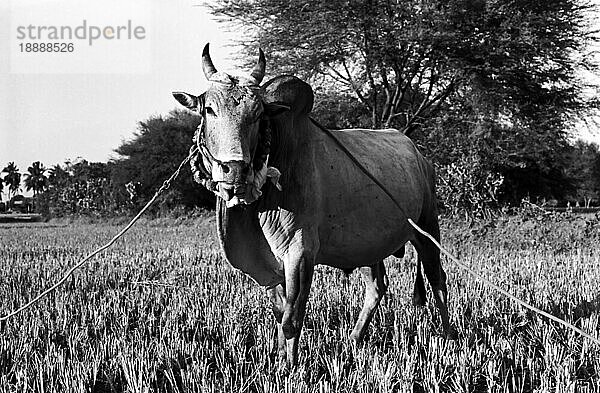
[194,117,220,167]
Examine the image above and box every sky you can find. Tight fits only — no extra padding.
[1,0,600,199]
[0,0,240,197]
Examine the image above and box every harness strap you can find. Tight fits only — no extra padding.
[309,118,411,219]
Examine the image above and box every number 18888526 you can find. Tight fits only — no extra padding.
[19,43,74,53]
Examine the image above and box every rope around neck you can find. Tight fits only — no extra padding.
[308,118,600,347]
[0,146,198,322]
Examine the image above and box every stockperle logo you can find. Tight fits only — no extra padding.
[16,20,146,46]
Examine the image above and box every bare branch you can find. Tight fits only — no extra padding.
[341,59,373,111]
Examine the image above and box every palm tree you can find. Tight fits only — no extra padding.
[0,177,4,213]
[2,162,21,206]
[24,161,48,197]
[48,164,70,188]
[24,162,48,212]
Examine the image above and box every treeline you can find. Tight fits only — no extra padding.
[1,110,215,218]
[3,0,600,218]
[39,109,214,217]
[2,107,598,219]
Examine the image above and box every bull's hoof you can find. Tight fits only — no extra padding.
[444,325,458,340]
[412,292,426,307]
[349,331,362,342]
[282,322,297,339]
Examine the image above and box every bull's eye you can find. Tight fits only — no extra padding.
[205,106,216,116]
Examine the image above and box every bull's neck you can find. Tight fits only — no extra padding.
[266,115,305,185]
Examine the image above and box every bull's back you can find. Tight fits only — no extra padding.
[312,127,433,268]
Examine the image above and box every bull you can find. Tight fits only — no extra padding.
[173,44,452,365]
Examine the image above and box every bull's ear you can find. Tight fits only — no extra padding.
[172,92,199,111]
[264,102,290,118]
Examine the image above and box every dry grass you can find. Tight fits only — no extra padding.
[0,213,599,392]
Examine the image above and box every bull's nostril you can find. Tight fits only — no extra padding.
[221,164,230,174]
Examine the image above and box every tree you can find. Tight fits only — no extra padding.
[311,88,372,129]
[24,161,49,212]
[210,0,596,131]
[24,161,48,197]
[48,164,70,188]
[212,0,462,130]
[414,95,578,203]
[2,162,21,203]
[210,0,598,204]
[40,160,117,217]
[112,109,215,211]
[0,176,3,202]
[562,140,600,206]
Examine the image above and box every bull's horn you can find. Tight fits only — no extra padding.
[249,48,266,84]
[202,43,218,80]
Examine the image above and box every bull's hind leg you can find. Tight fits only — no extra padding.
[349,261,388,342]
[395,245,427,307]
[412,259,427,307]
[411,216,453,337]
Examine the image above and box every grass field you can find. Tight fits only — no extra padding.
[0,212,599,392]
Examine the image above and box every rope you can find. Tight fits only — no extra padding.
[3,114,598,348]
[0,146,198,322]
[309,118,600,347]
[408,219,600,346]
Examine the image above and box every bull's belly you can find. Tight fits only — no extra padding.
[315,197,416,268]
[310,127,427,268]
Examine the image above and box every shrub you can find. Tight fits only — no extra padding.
[437,154,503,218]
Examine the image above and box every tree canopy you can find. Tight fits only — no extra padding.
[2,162,21,200]
[34,110,215,218]
[112,109,214,211]
[210,0,600,205]
[24,161,48,196]
[211,0,597,131]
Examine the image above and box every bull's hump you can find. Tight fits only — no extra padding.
[261,75,314,117]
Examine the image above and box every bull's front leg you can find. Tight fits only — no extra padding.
[280,246,315,365]
[267,284,287,361]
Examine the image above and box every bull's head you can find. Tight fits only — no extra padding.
[173,44,288,207]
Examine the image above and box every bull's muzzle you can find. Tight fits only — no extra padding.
[219,161,250,184]
[213,161,250,202]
